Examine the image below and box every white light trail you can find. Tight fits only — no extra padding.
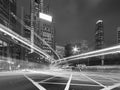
[0,24,54,62]
[55,44,120,64]
[39,13,52,22]
[34,33,60,59]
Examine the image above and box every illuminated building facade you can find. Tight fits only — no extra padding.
[29,0,56,62]
[39,0,56,58]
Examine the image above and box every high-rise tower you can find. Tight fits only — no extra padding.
[95,20,104,65]
[30,0,56,59]
[95,20,104,50]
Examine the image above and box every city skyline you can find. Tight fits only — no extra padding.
[0,1,120,90]
[17,0,120,47]
[51,0,120,47]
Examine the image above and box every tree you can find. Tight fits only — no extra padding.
[64,44,73,57]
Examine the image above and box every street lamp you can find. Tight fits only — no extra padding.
[72,45,79,54]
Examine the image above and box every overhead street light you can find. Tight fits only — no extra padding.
[72,45,79,54]
[39,12,52,22]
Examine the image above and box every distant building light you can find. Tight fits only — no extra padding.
[39,13,52,22]
[96,20,103,24]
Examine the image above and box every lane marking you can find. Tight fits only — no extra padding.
[99,75,119,82]
[39,82,101,87]
[81,73,106,88]
[24,74,46,90]
[85,72,120,83]
[64,74,72,90]
[101,83,120,90]
[37,76,56,83]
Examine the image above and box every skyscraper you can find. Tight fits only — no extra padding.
[0,0,22,70]
[117,27,120,44]
[95,20,104,65]
[30,0,42,48]
[39,0,56,58]
[30,0,56,59]
[95,20,104,50]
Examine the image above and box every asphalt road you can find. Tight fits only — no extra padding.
[0,70,120,90]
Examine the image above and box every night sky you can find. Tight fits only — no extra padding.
[18,0,120,47]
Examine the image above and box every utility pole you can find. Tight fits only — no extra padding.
[30,0,34,53]
[21,7,24,36]
[101,56,104,66]
[21,7,24,60]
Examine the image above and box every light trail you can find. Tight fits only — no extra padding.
[34,33,60,59]
[0,24,54,62]
[54,44,120,64]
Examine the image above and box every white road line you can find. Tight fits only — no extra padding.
[37,76,56,83]
[99,75,119,82]
[64,74,72,90]
[85,73,120,82]
[81,73,106,88]
[24,74,46,90]
[39,82,101,87]
[100,83,120,90]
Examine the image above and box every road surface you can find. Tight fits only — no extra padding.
[0,70,120,90]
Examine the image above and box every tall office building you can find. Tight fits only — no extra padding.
[0,0,16,31]
[39,0,56,58]
[30,0,56,61]
[0,0,22,70]
[117,27,120,44]
[95,20,104,50]
[0,0,17,59]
